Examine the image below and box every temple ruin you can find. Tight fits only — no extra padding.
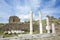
[9,16,20,23]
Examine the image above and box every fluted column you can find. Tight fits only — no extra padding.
[46,16,50,33]
[39,11,43,34]
[30,11,33,34]
[52,23,56,34]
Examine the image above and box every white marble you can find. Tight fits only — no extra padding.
[39,11,43,34]
[52,23,56,34]
[46,16,50,33]
[30,11,33,34]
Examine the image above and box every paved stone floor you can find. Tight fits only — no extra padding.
[0,33,60,40]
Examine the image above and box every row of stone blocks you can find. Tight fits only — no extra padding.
[20,36,60,40]
[0,36,60,40]
[0,34,60,40]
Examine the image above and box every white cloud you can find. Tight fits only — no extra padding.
[15,0,60,22]
[15,0,40,22]
[0,0,60,23]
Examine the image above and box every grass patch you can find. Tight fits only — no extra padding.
[0,32,4,35]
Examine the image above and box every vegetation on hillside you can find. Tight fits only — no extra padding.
[0,15,60,37]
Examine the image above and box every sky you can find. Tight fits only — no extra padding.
[0,0,60,23]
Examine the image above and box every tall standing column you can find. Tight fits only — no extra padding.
[52,23,56,34]
[39,11,43,34]
[30,11,33,34]
[46,16,50,33]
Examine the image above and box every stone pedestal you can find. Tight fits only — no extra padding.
[52,23,56,34]
[46,26,50,33]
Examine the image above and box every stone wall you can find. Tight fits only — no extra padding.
[9,16,20,23]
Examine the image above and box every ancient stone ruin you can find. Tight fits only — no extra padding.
[9,16,20,23]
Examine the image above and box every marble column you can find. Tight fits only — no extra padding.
[30,11,33,34]
[39,11,43,34]
[52,23,56,34]
[46,16,50,33]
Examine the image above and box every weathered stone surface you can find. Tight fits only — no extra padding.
[9,16,20,23]
[0,34,60,40]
